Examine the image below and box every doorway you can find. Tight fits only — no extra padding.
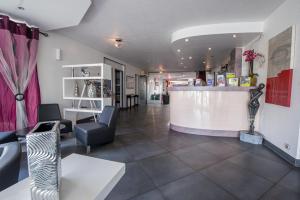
[138,75,147,105]
[104,57,125,108]
[115,69,124,108]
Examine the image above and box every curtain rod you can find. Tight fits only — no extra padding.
[39,31,48,37]
[0,14,49,37]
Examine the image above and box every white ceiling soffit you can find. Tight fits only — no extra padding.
[170,22,264,70]
[0,0,91,31]
[171,22,264,43]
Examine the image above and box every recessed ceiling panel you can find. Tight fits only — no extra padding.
[0,0,91,30]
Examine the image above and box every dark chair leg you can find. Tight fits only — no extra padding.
[86,146,91,154]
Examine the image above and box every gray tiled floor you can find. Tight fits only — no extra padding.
[19,105,300,200]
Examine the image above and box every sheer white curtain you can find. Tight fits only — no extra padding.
[0,19,39,130]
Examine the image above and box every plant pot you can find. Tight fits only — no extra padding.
[250,76,257,87]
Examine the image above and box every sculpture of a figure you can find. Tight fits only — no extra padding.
[248,83,265,134]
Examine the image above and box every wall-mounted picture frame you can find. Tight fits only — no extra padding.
[126,75,135,89]
[265,26,295,107]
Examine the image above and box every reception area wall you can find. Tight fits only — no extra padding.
[243,0,300,160]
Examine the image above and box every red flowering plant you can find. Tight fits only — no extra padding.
[243,49,262,77]
[243,49,262,62]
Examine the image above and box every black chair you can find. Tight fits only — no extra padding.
[0,132,17,145]
[74,106,118,153]
[38,104,72,134]
[0,142,21,191]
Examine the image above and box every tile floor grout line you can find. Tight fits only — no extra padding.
[257,168,295,200]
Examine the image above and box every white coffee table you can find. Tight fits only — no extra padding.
[0,154,125,200]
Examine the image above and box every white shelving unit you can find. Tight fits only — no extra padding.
[62,63,112,121]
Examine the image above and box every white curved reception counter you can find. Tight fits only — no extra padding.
[169,86,254,137]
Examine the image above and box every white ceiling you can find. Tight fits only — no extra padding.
[0,0,286,72]
[0,0,91,30]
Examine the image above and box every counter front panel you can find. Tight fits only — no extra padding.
[169,87,256,137]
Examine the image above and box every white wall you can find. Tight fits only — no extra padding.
[243,0,300,159]
[37,32,142,119]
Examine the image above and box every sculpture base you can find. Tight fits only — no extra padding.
[239,131,263,145]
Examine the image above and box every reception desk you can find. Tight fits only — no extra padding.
[169,86,254,137]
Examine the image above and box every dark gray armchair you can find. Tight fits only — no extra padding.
[0,142,21,191]
[0,132,17,144]
[38,104,72,134]
[74,106,118,153]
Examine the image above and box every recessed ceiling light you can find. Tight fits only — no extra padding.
[181,57,184,60]
[202,61,206,64]
[233,34,237,38]
[17,6,25,10]
[208,48,212,51]
[189,56,192,60]
[114,38,123,48]
[180,62,183,65]
[185,38,189,42]
[177,49,181,53]
[184,66,187,68]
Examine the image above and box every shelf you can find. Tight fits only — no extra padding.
[63,97,104,101]
[64,108,102,114]
[63,77,103,80]
[62,63,103,68]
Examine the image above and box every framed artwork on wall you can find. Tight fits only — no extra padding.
[126,75,135,89]
[265,26,296,107]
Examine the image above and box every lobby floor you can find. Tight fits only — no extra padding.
[19,105,300,200]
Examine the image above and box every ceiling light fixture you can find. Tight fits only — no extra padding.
[189,56,192,60]
[177,49,181,53]
[181,57,184,60]
[233,34,237,38]
[202,61,206,64]
[180,62,183,65]
[114,38,123,48]
[208,48,212,51]
[184,66,187,68]
[17,0,25,10]
[185,38,189,42]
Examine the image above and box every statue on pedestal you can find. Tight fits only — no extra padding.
[240,83,265,144]
[248,83,265,134]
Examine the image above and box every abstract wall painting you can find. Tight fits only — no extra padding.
[265,26,296,107]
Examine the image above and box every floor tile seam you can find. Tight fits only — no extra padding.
[127,188,167,200]
[226,157,292,184]
[215,158,276,185]
[121,144,161,162]
[247,149,292,166]
[193,171,242,200]
[195,143,247,161]
[136,155,197,188]
[265,168,300,195]
[256,169,294,200]
[217,140,255,152]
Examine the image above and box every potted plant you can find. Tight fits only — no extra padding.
[243,49,263,86]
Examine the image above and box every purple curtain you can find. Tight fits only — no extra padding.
[0,15,41,131]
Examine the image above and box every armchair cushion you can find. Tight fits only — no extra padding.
[0,142,21,191]
[60,119,73,134]
[0,132,17,145]
[74,122,108,145]
[38,104,72,134]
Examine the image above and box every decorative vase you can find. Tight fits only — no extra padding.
[74,82,79,97]
[249,61,257,86]
[249,60,254,76]
[26,121,61,200]
[87,83,96,98]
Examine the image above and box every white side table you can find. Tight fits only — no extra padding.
[0,154,125,200]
